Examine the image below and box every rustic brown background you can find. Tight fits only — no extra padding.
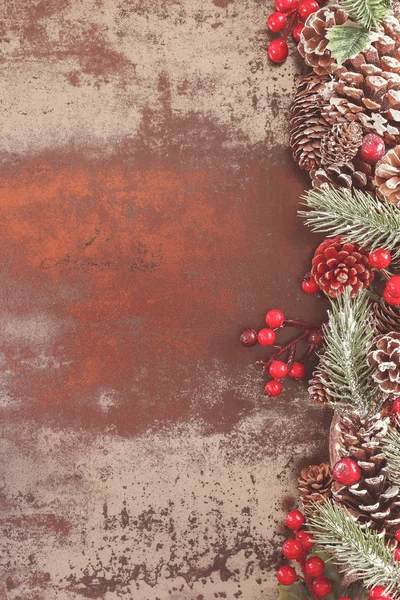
[0,1,330,598]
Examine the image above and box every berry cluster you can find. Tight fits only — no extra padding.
[240,309,323,396]
[267,0,322,64]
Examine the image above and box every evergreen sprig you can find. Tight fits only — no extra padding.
[315,288,379,417]
[383,427,400,487]
[299,186,400,261]
[309,501,400,598]
[340,0,392,29]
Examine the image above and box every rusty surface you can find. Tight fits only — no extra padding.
[0,1,330,598]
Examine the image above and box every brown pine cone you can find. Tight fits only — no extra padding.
[290,72,331,171]
[330,411,400,545]
[298,463,333,506]
[373,298,400,335]
[298,5,348,76]
[311,236,374,298]
[311,161,369,190]
[374,145,400,205]
[308,371,334,405]
[369,332,400,395]
[320,122,363,166]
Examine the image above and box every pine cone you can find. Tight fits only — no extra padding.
[369,332,400,395]
[311,236,374,298]
[308,371,334,405]
[298,463,333,506]
[290,72,331,171]
[374,145,400,205]
[298,5,348,76]
[330,411,400,545]
[373,298,400,335]
[320,122,363,166]
[311,161,369,190]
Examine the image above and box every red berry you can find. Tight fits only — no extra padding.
[360,133,386,163]
[264,380,283,397]
[312,576,332,597]
[258,328,276,346]
[265,309,285,329]
[296,529,314,550]
[268,39,289,63]
[338,598,352,600]
[240,329,258,347]
[370,587,391,599]
[269,360,288,379]
[293,22,304,41]
[288,362,306,380]
[308,330,324,347]
[395,529,400,542]
[393,398,400,414]
[395,548,400,561]
[386,275,400,298]
[285,510,304,531]
[276,565,297,586]
[267,12,287,32]
[302,275,319,295]
[305,556,325,577]
[383,287,400,306]
[282,539,304,560]
[333,458,361,486]
[275,0,298,11]
[369,248,391,270]
[298,0,319,19]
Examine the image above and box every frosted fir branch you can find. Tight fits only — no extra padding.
[340,0,392,29]
[383,427,400,487]
[315,288,380,417]
[299,186,400,262]
[309,501,400,598]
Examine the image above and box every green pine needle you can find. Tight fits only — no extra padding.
[340,0,392,29]
[315,288,380,417]
[309,501,400,598]
[383,427,400,487]
[299,186,400,261]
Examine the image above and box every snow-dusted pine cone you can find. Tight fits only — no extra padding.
[308,371,334,405]
[298,463,333,506]
[374,145,400,205]
[320,122,363,166]
[298,5,348,76]
[311,161,369,190]
[373,298,400,335]
[311,236,374,298]
[369,332,400,395]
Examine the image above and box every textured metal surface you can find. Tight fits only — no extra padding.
[0,1,330,598]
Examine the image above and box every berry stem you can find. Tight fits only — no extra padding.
[283,318,320,330]
[283,9,298,39]
[256,328,312,371]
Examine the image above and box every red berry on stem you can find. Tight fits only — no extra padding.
[258,328,276,346]
[369,248,391,270]
[269,360,288,379]
[293,22,304,42]
[302,275,319,295]
[394,548,400,561]
[282,539,304,560]
[240,329,258,347]
[296,529,314,549]
[285,510,304,531]
[288,362,306,380]
[393,398,400,414]
[265,309,285,329]
[298,0,319,19]
[277,565,297,585]
[275,0,298,11]
[360,134,386,163]
[369,587,391,599]
[305,556,325,577]
[264,380,283,397]
[386,275,400,298]
[333,458,361,486]
[383,287,400,306]
[395,529,400,542]
[312,577,332,597]
[267,12,287,32]
[308,330,324,347]
[268,39,289,63]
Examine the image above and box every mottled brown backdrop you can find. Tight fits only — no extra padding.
[0,1,330,598]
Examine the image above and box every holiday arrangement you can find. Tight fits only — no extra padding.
[241,0,400,597]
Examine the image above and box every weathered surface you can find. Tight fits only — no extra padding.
[0,1,330,598]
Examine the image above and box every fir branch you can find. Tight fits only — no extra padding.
[309,501,400,598]
[299,186,400,262]
[340,0,392,29]
[315,288,379,417]
[383,427,400,487]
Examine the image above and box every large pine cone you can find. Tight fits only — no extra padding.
[308,371,334,405]
[298,5,348,76]
[374,145,400,205]
[290,72,331,171]
[330,411,400,545]
[298,463,333,506]
[369,332,400,395]
[320,122,363,166]
[311,236,374,298]
[373,298,400,334]
[311,161,370,190]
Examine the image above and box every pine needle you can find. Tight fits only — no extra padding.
[340,0,392,29]
[383,427,400,487]
[299,186,400,261]
[309,501,400,598]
